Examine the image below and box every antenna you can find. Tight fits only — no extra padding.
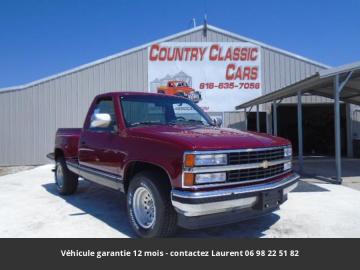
[203,13,208,37]
[192,18,196,28]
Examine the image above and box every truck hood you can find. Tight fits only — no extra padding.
[128,125,290,151]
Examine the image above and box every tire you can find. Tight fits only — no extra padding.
[195,91,202,101]
[158,90,165,94]
[127,171,177,238]
[55,157,78,195]
[189,91,201,103]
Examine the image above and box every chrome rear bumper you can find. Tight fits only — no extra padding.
[171,173,300,217]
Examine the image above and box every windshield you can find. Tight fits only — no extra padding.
[176,82,188,87]
[120,95,212,127]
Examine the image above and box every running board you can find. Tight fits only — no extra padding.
[66,162,124,192]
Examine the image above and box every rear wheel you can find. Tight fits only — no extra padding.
[189,91,201,103]
[55,157,78,195]
[127,171,177,238]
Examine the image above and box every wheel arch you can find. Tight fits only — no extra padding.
[123,161,172,193]
[54,148,64,161]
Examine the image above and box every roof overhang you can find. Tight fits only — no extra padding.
[0,24,329,93]
[235,61,360,109]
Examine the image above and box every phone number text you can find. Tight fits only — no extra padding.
[199,82,260,89]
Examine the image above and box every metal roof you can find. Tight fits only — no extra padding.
[235,61,360,109]
[0,24,330,93]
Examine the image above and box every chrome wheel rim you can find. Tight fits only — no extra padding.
[132,186,156,229]
[56,164,64,188]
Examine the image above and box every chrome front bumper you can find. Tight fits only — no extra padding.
[171,173,300,217]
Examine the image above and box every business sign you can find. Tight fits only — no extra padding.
[148,42,262,112]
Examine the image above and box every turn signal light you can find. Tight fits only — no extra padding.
[184,154,195,167]
[183,173,195,186]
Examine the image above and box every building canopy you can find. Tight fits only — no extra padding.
[235,61,360,109]
[235,61,360,184]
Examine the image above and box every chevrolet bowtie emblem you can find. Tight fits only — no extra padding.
[261,160,269,169]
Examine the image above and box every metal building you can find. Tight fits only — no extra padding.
[0,24,338,165]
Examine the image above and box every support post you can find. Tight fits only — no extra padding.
[334,74,342,184]
[333,71,353,183]
[256,104,260,132]
[346,103,353,158]
[222,111,225,128]
[266,109,272,134]
[273,102,278,136]
[297,91,304,173]
[244,108,248,131]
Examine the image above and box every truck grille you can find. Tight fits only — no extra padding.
[228,148,285,165]
[227,164,286,183]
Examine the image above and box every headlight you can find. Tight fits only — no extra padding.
[195,154,227,166]
[195,172,226,184]
[284,146,292,157]
[184,153,227,167]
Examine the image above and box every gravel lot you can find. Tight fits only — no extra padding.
[1,165,360,238]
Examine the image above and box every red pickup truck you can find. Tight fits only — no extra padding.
[49,92,299,238]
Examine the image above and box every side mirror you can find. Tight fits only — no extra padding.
[212,117,223,127]
[90,113,111,128]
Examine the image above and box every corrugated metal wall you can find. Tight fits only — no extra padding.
[0,27,329,165]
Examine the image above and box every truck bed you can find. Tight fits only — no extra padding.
[54,128,82,161]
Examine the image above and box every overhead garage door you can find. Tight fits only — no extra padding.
[276,104,347,156]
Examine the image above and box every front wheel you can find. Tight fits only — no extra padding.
[55,157,78,195]
[127,171,177,238]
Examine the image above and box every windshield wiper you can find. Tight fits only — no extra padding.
[168,119,209,126]
[130,121,164,127]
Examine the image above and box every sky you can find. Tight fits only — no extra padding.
[0,0,359,88]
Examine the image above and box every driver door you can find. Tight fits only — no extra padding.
[78,97,124,187]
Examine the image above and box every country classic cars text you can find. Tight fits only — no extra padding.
[149,43,259,81]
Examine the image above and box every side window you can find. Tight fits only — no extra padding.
[88,98,117,132]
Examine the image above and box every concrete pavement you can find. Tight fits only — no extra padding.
[0,165,360,238]
[293,157,360,190]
